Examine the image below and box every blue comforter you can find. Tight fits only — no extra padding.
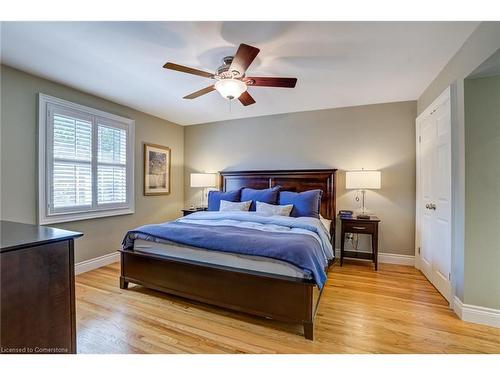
[122,212,333,288]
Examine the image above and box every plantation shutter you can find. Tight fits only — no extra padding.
[51,108,93,210]
[97,121,128,205]
[42,97,134,224]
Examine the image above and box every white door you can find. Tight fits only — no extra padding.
[416,87,452,302]
[419,113,435,280]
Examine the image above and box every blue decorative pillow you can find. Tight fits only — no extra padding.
[240,186,281,211]
[207,189,241,211]
[278,189,323,218]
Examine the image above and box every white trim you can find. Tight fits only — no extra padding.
[335,249,415,266]
[378,253,415,266]
[42,208,134,225]
[38,93,135,224]
[452,295,464,318]
[452,296,500,328]
[416,86,451,122]
[450,81,465,313]
[75,252,120,275]
[415,112,422,271]
[39,93,134,124]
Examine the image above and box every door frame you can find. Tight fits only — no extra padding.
[415,86,452,301]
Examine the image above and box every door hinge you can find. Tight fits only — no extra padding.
[418,135,421,143]
[418,247,421,254]
[448,273,451,281]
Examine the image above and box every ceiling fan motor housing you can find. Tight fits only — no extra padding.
[216,56,244,79]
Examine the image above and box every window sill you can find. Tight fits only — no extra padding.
[39,207,135,225]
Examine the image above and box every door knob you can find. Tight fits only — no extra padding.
[430,203,436,210]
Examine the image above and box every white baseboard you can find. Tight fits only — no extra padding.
[75,252,120,275]
[335,249,415,266]
[452,296,500,328]
[378,253,415,266]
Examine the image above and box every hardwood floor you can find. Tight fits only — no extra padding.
[75,260,500,353]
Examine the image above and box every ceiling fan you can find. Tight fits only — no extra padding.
[163,43,297,106]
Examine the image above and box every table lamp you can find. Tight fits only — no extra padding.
[190,173,217,208]
[345,170,381,218]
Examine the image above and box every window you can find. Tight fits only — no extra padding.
[39,94,135,224]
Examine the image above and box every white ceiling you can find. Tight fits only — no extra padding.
[1,21,478,125]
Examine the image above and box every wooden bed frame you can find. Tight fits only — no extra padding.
[119,169,337,340]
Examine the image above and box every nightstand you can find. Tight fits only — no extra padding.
[339,215,381,270]
[181,207,207,216]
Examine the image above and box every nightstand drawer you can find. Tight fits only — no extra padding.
[343,221,377,234]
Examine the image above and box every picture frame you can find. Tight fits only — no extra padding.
[143,143,171,196]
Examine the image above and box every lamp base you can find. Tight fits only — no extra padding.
[356,214,370,220]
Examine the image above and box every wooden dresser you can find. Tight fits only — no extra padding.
[0,221,82,354]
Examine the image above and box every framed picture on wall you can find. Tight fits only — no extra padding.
[144,143,171,196]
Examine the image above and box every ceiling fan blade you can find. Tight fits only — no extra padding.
[183,85,215,99]
[245,77,297,88]
[238,91,256,106]
[163,62,214,79]
[229,44,260,76]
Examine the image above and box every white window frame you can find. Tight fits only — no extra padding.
[38,93,135,224]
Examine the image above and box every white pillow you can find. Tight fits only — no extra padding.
[219,200,252,212]
[256,201,293,216]
[320,214,332,236]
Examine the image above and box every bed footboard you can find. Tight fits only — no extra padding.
[119,249,322,340]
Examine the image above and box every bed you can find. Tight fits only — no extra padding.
[119,169,337,340]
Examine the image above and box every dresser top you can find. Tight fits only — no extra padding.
[0,220,83,252]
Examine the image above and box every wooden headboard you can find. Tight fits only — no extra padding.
[219,169,337,222]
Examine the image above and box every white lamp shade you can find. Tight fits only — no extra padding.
[190,173,217,188]
[346,170,381,189]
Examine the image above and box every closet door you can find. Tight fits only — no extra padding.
[416,87,452,302]
[431,97,452,300]
[419,113,436,282]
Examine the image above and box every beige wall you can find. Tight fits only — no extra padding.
[185,101,417,255]
[417,21,500,305]
[464,75,500,310]
[0,65,185,263]
[0,65,416,262]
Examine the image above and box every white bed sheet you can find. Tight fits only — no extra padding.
[133,238,309,279]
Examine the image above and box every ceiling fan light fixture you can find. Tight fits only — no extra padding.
[164,43,296,106]
[215,78,247,100]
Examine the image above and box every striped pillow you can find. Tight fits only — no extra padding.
[255,201,293,216]
[219,200,252,212]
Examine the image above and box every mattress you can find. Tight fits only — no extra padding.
[133,238,309,279]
